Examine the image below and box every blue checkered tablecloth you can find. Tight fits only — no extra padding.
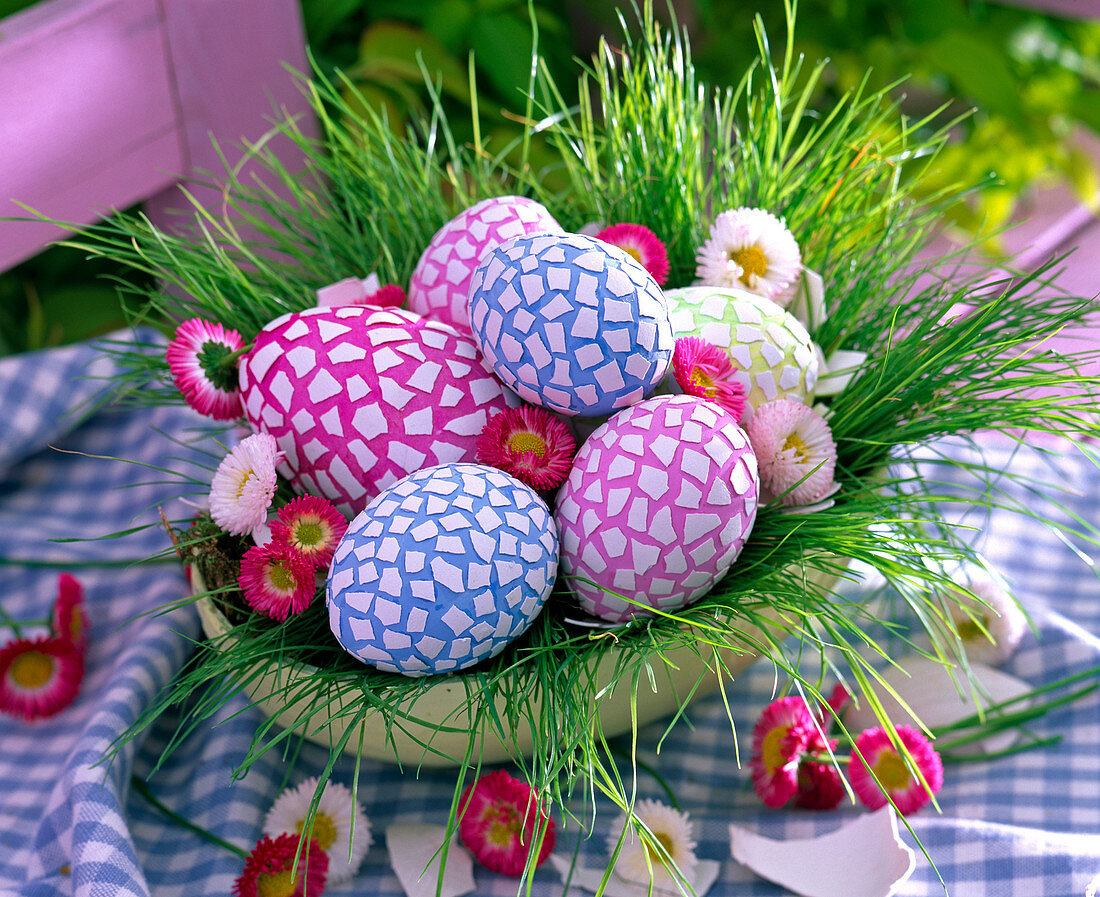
[1,335,1097,897]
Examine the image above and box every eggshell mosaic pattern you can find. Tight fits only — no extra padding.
[327,463,559,676]
[239,306,517,518]
[469,232,674,418]
[408,196,563,334]
[556,395,759,622]
[666,287,818,410]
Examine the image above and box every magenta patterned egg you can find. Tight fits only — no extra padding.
[239,306,518,517]
[555,394,759,622]
[407,196,562,334]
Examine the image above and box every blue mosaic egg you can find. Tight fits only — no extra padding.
[326,463,559,677]
[468,232,674,417]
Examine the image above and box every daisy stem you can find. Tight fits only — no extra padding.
[130,775,249,859]
[0,603,24,638]
[940,734,1063,764]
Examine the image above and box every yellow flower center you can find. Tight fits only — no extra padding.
[297,812,337,851]
[760,724,791,775]
[235,469,256,500]
[10,650,54,689]
[294,520,325,549]
[955,617,987,642]
[622,245,643,264]
[256,868,298,897]
[269,562,297,592]
[872,751,913,791]
[782,432,809,460]
[508,431,547,458]
[69,607,84,642]
[642,830,675,865]
[487,808,523,848]
[691,367,717,395]
[731,245,768,283]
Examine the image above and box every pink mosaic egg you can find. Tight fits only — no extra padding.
[239,306,518,517]
[407,196,563,334]
[555,394,759,622]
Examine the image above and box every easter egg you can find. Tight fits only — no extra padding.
[666,287,818,412]
[469,232,674,417]
[556,394,758,622]
[239,306,517,518]
[407,196,563,334]
[326,463,559,676]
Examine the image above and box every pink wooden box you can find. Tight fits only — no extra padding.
[0,0,314,271]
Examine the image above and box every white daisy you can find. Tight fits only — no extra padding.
[946,576,1027,666]
[606,799,698,890]
[695,207,802,302]
[208,433,282,536]
[746,399,837,507]
[263,776,372,886]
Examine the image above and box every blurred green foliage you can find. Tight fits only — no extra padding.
[689,0,1100,249]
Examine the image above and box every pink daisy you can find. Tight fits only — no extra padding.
[209,434,283,537]
[239,543,318,621]
[365,283,406,308]
[746,399,838,507]
[52,572,88,651]
[750,696,815,808]
[270,496,347,569]
[672,336,748,420]
[595,223,670,286]
[165,318,246,421]
[794,761,845,811]
[233,834,328,897]
[458,769,556,877]
[0,635,84,721]
[476,406,576,491]
[849,725,944,815]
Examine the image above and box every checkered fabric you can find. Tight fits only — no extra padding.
[1,336,1097,896]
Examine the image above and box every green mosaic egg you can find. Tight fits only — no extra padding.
[666,286,818,411]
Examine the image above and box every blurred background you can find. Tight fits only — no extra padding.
[1,0,1098,356]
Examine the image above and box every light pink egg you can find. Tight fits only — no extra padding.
[407,196,562,334]
[239,306,517,517]
[555,394,759,622]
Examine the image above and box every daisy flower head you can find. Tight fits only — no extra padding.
[849,725,943,816]
[458,769,556,876]
[263,777,371,886]
[166,318,246,421]
[595,223,671,286]
[694,207,801,302]
[0,635,84,721]
[270,496,348,569]
[746,399,838,507]
[794,761,845,811]
[209,433,283,536]
[606,799,698,889]
[365,283,407,308]
[750,695,815,808]
[672,336,748,421]
[946,576,1027,666]
[52,572,87,651]
[476,406,576,491]
[239,543,317,621]
[233,834,328,897]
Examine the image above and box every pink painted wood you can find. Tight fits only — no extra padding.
[0,0,313,272]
